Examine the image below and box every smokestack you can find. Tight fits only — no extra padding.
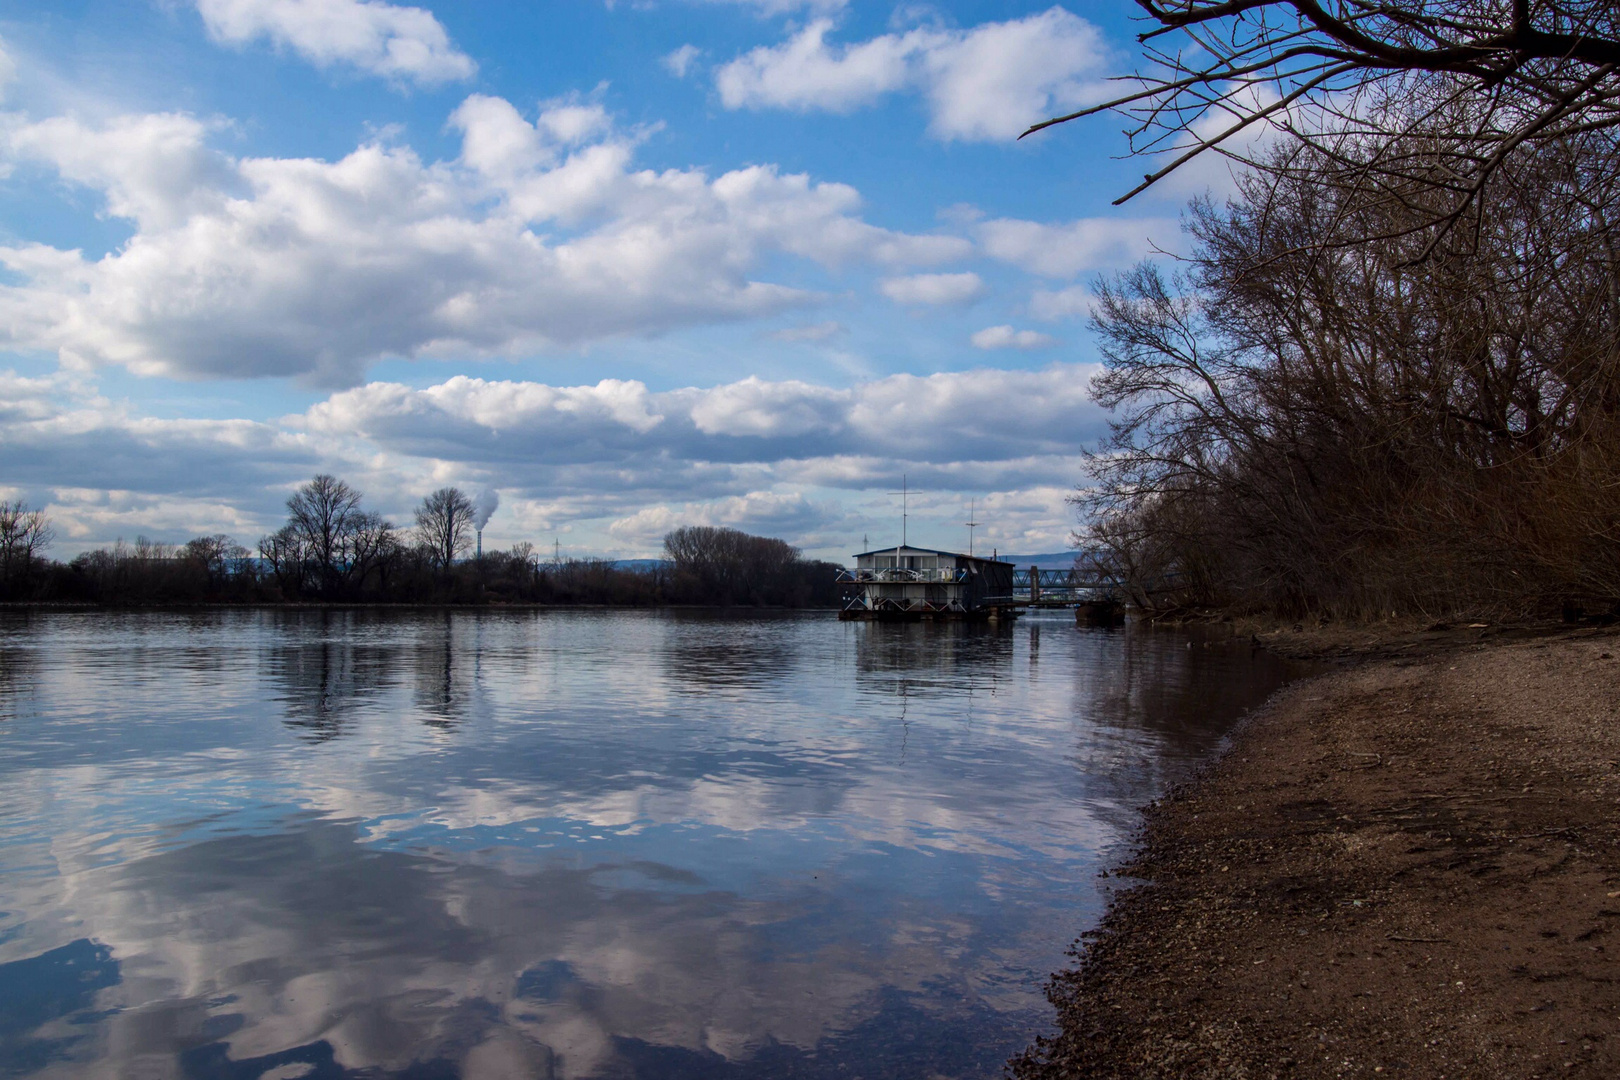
[477,529,483,560]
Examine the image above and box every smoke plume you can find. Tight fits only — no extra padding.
[473,489,499,531]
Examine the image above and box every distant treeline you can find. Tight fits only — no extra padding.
[0,479,844,608]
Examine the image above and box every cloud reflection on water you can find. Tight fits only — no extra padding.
[0,610,1304,1078]
[41,819,1028,1078]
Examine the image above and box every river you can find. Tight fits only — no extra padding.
[0,608,1302,1079]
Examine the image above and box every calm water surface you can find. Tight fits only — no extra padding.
[0,609,1301,1079]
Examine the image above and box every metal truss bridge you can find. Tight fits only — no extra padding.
[1010,567,1121,607]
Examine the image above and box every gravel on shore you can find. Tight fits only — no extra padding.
[1011,625,1620,1079]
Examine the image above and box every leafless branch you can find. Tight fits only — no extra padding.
[1027,2,1620,243]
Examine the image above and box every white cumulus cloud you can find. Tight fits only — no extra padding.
[879,272,984,306]
[194,0,477,86]
[663,44,701,79]
[977,216,1176,278]
[717,19,920,114]
[0,95,967,385]
[608,490,831,547]
[1028,285,1094,322]
[971,325,1055,350]
[4,112,239,230]
[297,364,1106,474]
[0,363,1109,555]
[714,7,1110,140]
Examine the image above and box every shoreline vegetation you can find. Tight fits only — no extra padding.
[1049,3,1620,627]
[1011,622,1620,1079]
[0,480,845,610]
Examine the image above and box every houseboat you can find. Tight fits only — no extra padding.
[837,546,1018,621]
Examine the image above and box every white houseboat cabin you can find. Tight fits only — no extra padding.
[837,546,1018,621]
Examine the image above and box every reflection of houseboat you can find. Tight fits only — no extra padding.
[837,546,1019,622]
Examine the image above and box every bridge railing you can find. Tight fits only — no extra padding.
[1010,571,1117,586]
[1010,565,1126,603]
[1010,567,1187,602]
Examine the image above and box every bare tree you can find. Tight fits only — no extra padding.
[1072,132,1620,617]
[184,534,253,586]
[509,541,540,584]
[259,525,310,594]
[664,526,801,605]
[284,475,362,594]
[1028,1,1620,248]
[262,475,395,597]
[414,487,476,572]
[354,513,403,591]
[0,500,55,592]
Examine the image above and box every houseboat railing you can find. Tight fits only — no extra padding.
[841,596,968,613]
[836,568,970,584]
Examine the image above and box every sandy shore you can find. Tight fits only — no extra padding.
[1011,625,1620,1079]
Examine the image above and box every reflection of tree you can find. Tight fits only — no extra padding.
[411,612,481,731]
[417,631,457,730]
[853,621,1016,687]
[1064,626,1307,805]
[262,611,497,739]
[265,612,392,743]
[658,612,800,691]
[0,624,38,723]
[849,623,1017,764]
[269,641,377,742]
[1081,627,1299,740]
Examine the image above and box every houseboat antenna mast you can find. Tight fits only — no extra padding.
[965,497,978,557]
[887,475,913,547]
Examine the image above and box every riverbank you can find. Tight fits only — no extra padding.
[1013,625,1620,1079]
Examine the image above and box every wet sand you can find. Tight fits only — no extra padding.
[1012,626,1620,1079]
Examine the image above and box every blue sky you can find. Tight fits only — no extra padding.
[0,1,1223,559]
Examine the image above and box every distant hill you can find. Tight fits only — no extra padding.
[610,558,667,571]
[997,552,1083,570]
